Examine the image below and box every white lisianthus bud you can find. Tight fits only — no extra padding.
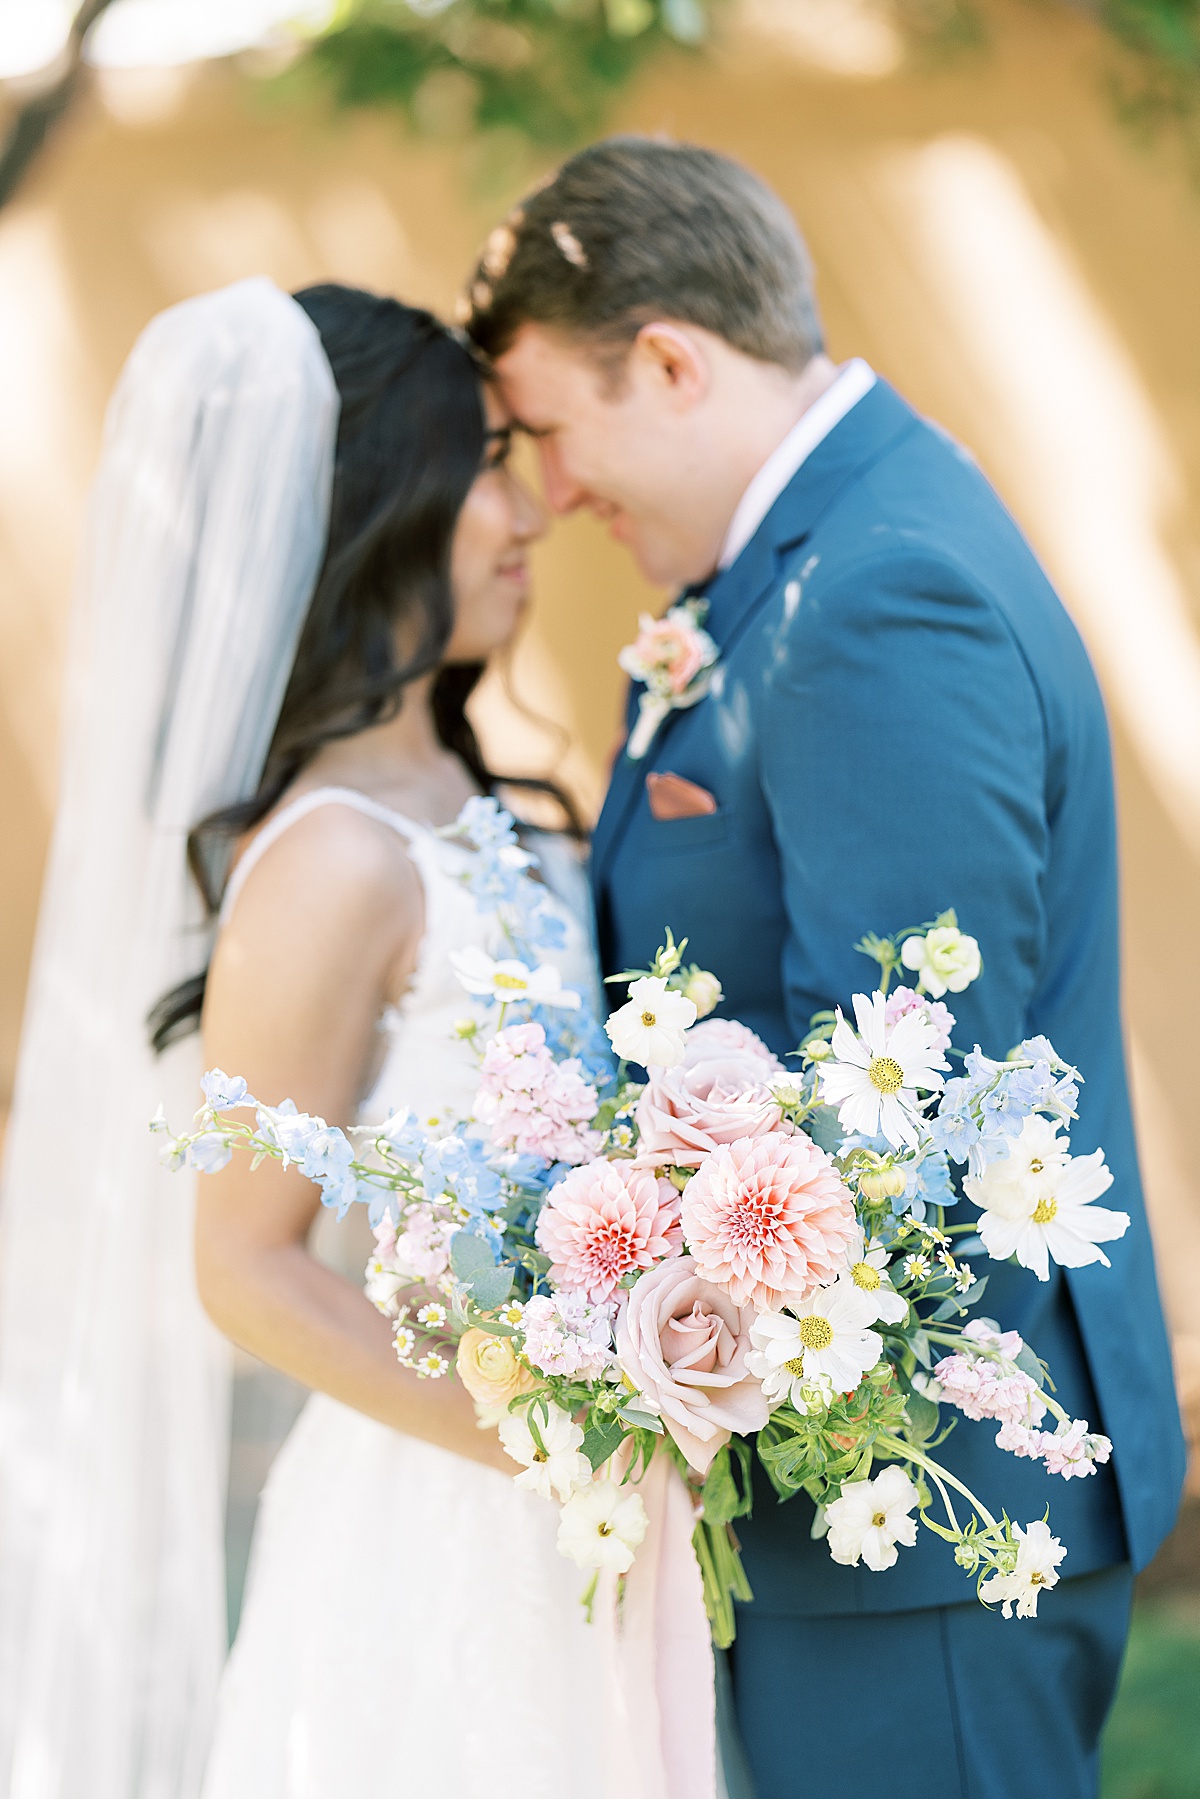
[681,969,722,1018]
[857,1162,908,1204]
[805,1038,832,1062]
[900,927,982,999]
[656,937,684,976]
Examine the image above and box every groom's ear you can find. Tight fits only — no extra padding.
[631,323,710,411]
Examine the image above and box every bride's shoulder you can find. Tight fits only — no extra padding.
[219,790,423,962]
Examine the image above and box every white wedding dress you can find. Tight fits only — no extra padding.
[200,787,609,1799]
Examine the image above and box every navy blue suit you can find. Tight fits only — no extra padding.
[592,380,1185,1797]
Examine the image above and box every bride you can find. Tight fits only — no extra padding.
[0,277,609,1799]
[188,285,609,1797]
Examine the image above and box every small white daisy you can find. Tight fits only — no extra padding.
[417,1302,448,1329]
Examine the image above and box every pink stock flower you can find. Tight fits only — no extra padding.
[883,985,955,1054]
[536,1160,682,1303]
[617,1256,770,1475]
[932,1354,1047,1430]
[680,1130,857,1311]
[994,1420,1046,1459]
[520,1291,613,1379]
[476,1022,601,1166]
[634,1023,786,1169]
[1040,1419,1112,1479]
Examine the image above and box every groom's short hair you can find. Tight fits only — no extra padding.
[464,137,823,374]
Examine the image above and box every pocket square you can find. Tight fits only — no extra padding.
[645,771,718,820]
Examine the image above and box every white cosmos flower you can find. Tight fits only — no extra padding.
[979,1520,1066,1617]
[497,1402,591,1503]
[747,1277,884,1399]
[842,1235,910,1327]
[817,991,948,1150]
[557,1480,649,1573]
[825,1466,920,1571]
[605,975,697,1069]
[449,946,581,1010]
[900,926,982,999]
[964,1115,1129,1282]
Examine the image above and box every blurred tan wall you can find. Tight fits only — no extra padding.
[3,0,1200,1422]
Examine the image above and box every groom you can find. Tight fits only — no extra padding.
[465,138,1185,1797]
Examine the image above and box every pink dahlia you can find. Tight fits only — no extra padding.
[536,1160,682,1303]
[681,1130,857,1310]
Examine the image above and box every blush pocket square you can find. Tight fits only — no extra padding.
[645,771,718,820]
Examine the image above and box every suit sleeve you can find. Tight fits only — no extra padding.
[758,549,1049,1058]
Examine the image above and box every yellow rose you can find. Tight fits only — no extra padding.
[456,1328,536,1407]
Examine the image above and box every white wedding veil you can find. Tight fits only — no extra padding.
[0,278,338,1798]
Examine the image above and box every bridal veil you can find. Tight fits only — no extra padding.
[0,278,338,1798]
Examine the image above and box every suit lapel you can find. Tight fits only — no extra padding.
[591,379,920,889]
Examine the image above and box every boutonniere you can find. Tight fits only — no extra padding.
[617,599,720,760]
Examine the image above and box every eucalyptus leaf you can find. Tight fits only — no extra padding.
[467,1265,514,1310]
[804,1105,845,1154]
[450,1231,496,1279]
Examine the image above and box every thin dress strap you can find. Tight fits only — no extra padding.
[217,786,429,930]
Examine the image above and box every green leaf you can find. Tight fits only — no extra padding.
[582,1413,628,1470]
[617,1405,663,1432]
[1015,1343,1048,1385]
[905,1391,941,1442]
[469,1265,515,1309]
[450,1231,495,1279]
[804,1105,844,1154]
[700,1442,753,1528]
[910,1329,934,1370]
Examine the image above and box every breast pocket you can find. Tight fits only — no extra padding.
[647,808,731,853]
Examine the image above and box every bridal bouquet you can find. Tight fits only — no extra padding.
[160,799,1130,1642]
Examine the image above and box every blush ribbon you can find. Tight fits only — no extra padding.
[599,1450,717,1799]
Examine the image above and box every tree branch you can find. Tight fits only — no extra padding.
[0,0,120,211]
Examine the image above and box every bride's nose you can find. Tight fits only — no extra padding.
[508,471,547,545]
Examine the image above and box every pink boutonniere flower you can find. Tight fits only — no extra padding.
[617,599,719,760]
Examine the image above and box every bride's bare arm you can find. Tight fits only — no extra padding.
[196,805,510,1473]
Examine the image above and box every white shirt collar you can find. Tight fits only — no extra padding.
[717,358,877,571]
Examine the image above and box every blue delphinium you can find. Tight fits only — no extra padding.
[933,1042,1080,1177]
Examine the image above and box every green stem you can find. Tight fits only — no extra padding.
[876,1434,999,1531]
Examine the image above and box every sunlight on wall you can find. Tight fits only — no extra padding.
[0,210,93,809]
[737,0,903,77]
[879,134,1200,860]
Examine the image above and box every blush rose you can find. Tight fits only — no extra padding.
[616,1255,770,1475]
[635,1019,786,1169]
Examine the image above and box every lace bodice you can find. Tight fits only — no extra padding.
[218,785,601,1131]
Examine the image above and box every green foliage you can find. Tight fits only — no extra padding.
[449,1228,514,1308]
[1102,1605,1200,1798]
[756,1364,911,1504]
[283,0,711,153]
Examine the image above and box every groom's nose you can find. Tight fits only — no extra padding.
[536,439,587,516]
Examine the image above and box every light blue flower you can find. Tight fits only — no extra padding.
[202,1069,251,1111]
[932,1039,1081,1176]
[456,795,518,849]
[188,1131,233,1174]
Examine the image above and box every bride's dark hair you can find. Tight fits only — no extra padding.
[150,283,577,1052]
